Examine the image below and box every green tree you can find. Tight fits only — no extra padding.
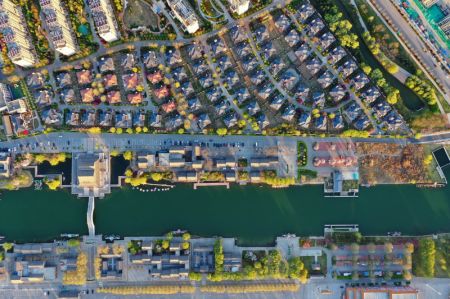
[182,233,191,241]
[387,89,399,105]
[288,257,308,283]
[123,151,133,160]
[216,128,227,136]
[67,239,80,247]
[162,240,170,250]
[150,172,163,182]
[2,242,13,252]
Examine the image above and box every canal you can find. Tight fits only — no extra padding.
[0,168,449,245]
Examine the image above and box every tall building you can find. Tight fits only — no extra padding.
[439,14,450,37]
[39,0,78,56]
[166,0,200,34]
[87,0,120,42]
[227,0,250,15]
[0,0,37,67]
[421,0,439,8]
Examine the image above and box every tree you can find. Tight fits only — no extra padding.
[162,240,170,250]
[361,63,372,75]
[404,242,414,254]
[288,257,308,283]
[367,243,376,255]
[351,243,359,255]
[67,239,80,247]
[403,270,412,281]
[182,242,190,250]
[44,178,61,190]
[182,232,191,241]
[384,242,393,254]
[423,154,433,166]
[387,89,400,105]
[189,272,202,281]
[110,150,119,157]
[2,242,13,252]
[123,151,133,161]
[216,128,227,136]
[150,172,163,182]
[386,63,399,74]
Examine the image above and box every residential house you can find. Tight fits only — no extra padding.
[254,25,269,43]
[319,32,336,50]
[275,14,291,32]
[115,111,132,128]
[142,50,159,69]
[223,112,238,128]
[306,57,322,76]
[284,29,301,48]
[98,56,115,73]
[315,114,327,130]
[206,87,223,103]
[330,84,347,102]
[269,95,285,111]
[229,26,246,43]
[298,111,311,128]
[317,71,334,89]
[209,38,226,56]
[197,113,211,129]
[331,114,344,129]
[281,105,296,122]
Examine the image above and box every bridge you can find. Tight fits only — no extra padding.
[87,196,95,236]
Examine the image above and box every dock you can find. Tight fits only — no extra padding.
[193,182,230,189]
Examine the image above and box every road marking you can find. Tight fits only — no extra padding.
[426,283,442,295]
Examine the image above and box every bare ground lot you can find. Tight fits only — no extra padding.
[124,0,160,31]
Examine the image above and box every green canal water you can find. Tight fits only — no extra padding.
[1,169,449,245]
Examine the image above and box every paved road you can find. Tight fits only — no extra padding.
[370,0,450,98]
[0,132,417,155]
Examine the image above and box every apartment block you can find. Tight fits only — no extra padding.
[39,0,78,56]
[166,0,200,34]
[439,14,450,37]
[421,0,439,8]
[227,0,250,15]
[0,0,37,67]
[87,0,120,42]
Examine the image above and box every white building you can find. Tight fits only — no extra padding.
[87,0,120,42]
[39,0,78,56]
[227,0,250,15]
[0,0,37,67]
[166,0,200,34]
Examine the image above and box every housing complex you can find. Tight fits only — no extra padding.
[166,0,200,34]
[227,0,251,15]
[39,0,78,56]
[87,0,120,42]
[0,0,37,67]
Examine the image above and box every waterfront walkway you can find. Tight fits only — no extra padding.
[87,196,95,236]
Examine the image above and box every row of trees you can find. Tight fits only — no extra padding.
[414,238,436,277]
[209,239,308,282]
[97,285,195,295]
[405,75,438,106]
[63,252,87,285]
[262,171,295,187]
[200,283,299,293]
[363,32,399,75]
[320,1,359,49]
[34,153,69,166]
